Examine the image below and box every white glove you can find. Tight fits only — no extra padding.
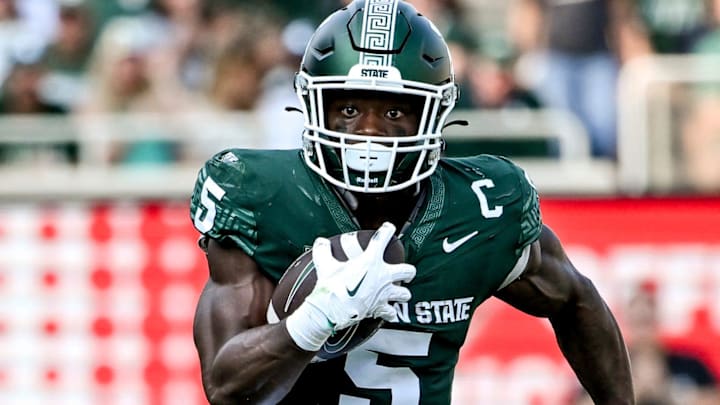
[285,222,416,351]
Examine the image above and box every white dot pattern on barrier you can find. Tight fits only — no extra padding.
[0,203,207,405]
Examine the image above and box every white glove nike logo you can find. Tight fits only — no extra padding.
[346,271,367,297]
[442,231,479,253]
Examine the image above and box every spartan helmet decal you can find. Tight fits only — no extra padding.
[296,0,458,193]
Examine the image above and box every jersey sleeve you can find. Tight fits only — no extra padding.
[492,156,543,289]
[501,156,543,255]
[189,150,260,257]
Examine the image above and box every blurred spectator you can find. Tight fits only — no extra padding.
[572,280,720,405]
[407,0,480,108]
[466,54,541,110]
[603,0,714,79]
[444,53,555,159]
[678,0,720,193]
[625,281,720,405]
[510,0,623,159]
[181,28,263,161]
[408,0,480,51]
[0,0,46,86]
[681,96,720,193]
[85,0,150,32]
[633,0,710,54]
[183,6,302,161]
[38,2,96,110]
[75,16,193,165]
[0,62,75,163]
[692,0,720,56]
[692,0,720,64]
[255,4,330,150]
[15,0,59,45]
[0,62,64,114]
[253,0,343,27]
[139,0,211,94]
[208,34,262,112]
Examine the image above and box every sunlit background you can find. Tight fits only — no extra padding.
[0,0,719,404]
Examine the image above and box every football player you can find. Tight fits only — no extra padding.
[190,0,634,403]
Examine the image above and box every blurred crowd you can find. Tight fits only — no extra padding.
[0,0,720,190]
[505,0,720,193]
[0,0,310,165]
[574,280,719,405]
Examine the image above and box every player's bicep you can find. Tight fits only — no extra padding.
[193,238,274,374]
[494,225,589,318]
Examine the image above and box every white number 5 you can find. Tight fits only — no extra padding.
[341,329,432,405]
[193,176,226,232]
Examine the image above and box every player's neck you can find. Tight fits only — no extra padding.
[336,184,426,232]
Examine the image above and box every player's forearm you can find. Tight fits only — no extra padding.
[550,278,634,404]
[205,321,314,404]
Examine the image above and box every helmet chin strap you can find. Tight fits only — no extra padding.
[413,181,422,196]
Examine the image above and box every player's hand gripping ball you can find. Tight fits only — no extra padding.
[267,229,406,361]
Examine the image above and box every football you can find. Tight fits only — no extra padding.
[266,229,405,361]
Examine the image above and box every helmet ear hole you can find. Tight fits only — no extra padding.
[294,73,308,94]
[303,138,314,157]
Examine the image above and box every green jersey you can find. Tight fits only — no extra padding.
[190,149,542,405]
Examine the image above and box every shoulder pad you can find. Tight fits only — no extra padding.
[189,149,289,255]
[443,155,542,252]
[496,156,542,252]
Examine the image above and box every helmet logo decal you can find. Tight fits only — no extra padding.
[348,64,402,80]
[359,0,399,66]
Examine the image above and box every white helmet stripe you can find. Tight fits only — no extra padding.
[359,0,399,66]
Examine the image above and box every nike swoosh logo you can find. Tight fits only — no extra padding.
[347,272,367,297]
[442,231,479,253]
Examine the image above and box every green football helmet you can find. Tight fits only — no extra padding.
[296,0,458,193]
